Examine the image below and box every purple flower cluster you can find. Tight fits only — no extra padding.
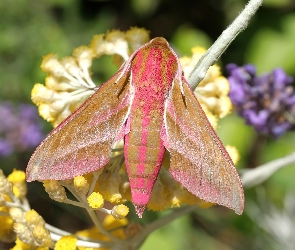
[227,64,295,137]
[0,102,45,156]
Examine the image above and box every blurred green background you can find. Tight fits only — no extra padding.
[1,0,295,249]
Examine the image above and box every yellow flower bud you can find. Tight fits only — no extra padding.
[215,76,230,95]
[90,30,129,60]
[33,225,52,247]
[7,170,27,198]
[7,170,25,183]
[41,54,65,76]
[112,205,129,219]
[9,207,26,223]
[31,84,56,105]
[43,181,67,202]
[54,235,77,250]
[87,192,104,209]
[11,237,33,250]
[125,27,150,51]
[26,209,45,228]
[45,76,75,91]
[74,176,89,195]
[61,57,81,78]
[38,103,54,122]
[215,96,232,118]
[0,170,13,195]
[13,223,34,245]
[73,46,93,70]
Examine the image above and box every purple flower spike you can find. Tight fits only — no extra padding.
[0,139,13,156]
[0,102,45,157]
[227,64,295,138]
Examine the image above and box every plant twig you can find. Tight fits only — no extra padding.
[86,208,123,243]
[45,223,71,236]
[188,0,263,90]
[241,152,295,188]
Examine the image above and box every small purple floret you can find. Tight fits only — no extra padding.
[0,102,45,156]
[226,64,295,137]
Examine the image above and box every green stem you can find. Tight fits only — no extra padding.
[246,133,266,168]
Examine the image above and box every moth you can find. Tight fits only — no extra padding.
[27,37,244,217]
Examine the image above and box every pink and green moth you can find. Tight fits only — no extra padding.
[26,37,244,217]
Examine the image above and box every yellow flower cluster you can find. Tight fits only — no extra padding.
[83,147,129,205]
[0,170,52,248]
[32,27,150,128]
[0,169,23,243]
[42,177,130,249]
[9,208,52,248]
[90,28,150,63]
[43,176,130,221]
[180,47,232,129]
